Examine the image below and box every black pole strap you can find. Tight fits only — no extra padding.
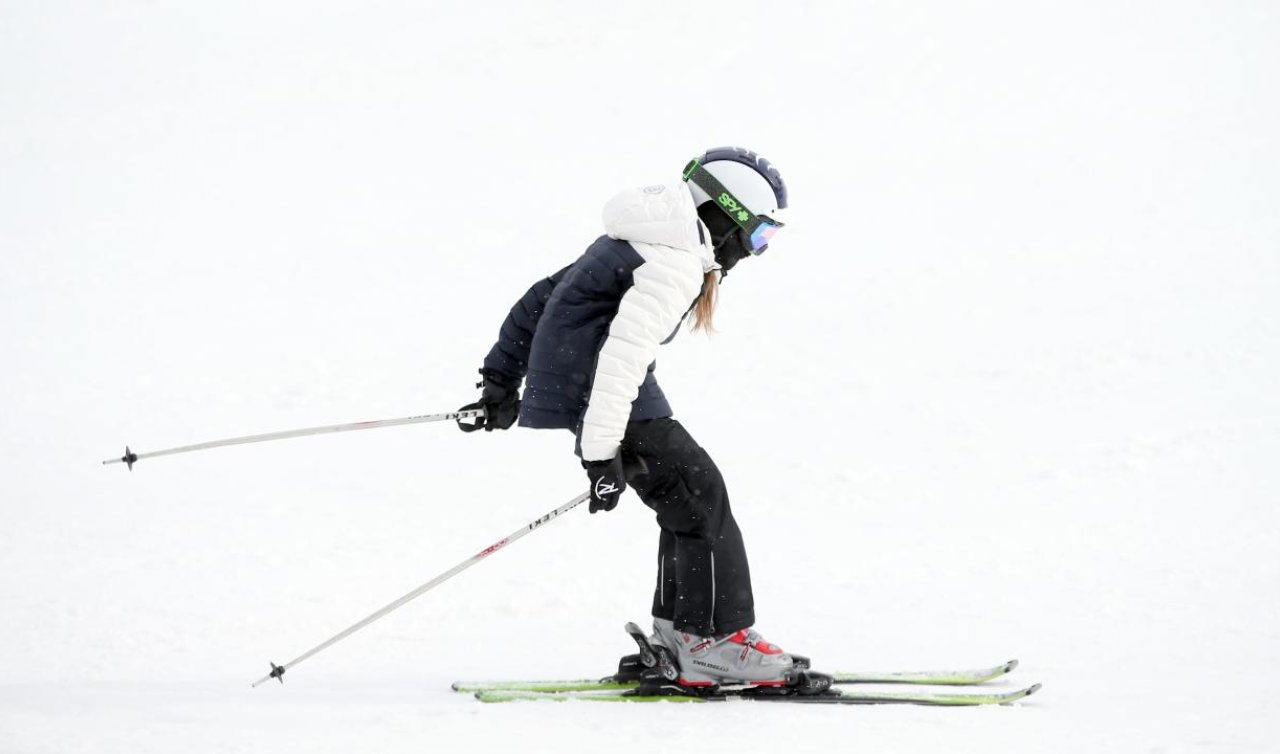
[455,402,488,433]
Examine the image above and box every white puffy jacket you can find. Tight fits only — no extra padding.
[577,183,719,461]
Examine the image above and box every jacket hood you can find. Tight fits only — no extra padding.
[602,183,719,273]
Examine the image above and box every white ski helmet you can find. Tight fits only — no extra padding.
[683,146,788,253]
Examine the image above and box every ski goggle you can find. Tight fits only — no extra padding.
[683,159,784,254]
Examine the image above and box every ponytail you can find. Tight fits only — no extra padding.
[690,270,719,333]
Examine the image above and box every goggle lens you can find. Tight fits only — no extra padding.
[748,219,781,253]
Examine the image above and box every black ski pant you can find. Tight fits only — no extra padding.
[618,417,755,637]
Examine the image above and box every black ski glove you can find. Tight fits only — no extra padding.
[457,369,521,432]
[583,455,626,513]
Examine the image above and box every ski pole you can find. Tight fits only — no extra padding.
[251,489,591,688]
[101,409,484,470]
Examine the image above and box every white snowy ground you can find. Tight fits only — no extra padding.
[2,2,1278,752]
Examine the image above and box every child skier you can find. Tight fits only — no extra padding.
[462,147,796,687]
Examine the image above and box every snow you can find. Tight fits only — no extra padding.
[2,1,1278,752]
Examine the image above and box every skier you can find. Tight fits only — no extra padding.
[461,147,797,687]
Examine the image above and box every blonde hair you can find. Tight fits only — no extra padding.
[690,270,719,333]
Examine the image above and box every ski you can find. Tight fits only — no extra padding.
[833,659,1019,685]
[470,683,1042,706]
[452,659,1018,693]
[454,678,638,693]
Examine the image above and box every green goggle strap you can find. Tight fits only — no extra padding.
[682,159,769,235]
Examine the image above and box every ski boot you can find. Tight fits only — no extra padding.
[610,621,811,684]
[624,619,830,697]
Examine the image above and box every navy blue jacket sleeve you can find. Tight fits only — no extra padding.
[482,266,571,383]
